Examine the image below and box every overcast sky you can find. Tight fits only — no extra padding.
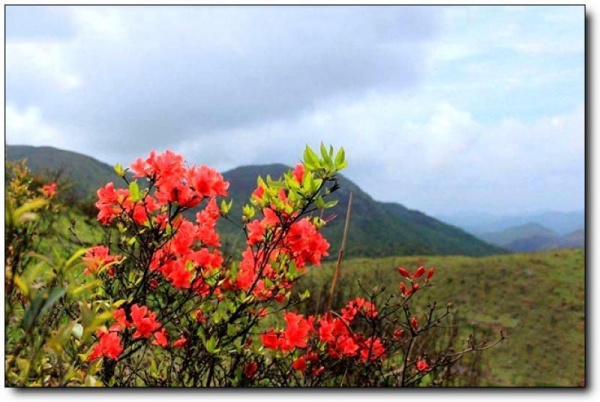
[5,5,584,216]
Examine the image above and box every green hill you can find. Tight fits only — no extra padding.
[221,164,506,258]
[6,145,123,200]
[6,146,505,258]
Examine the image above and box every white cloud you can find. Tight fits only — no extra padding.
[178,94,583,215]
[6,104,64,145]
[5,5,584,215]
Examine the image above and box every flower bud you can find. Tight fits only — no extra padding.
[410,316,419,332]
[426,267,435,283]
[397,267,411,278]
[413,266,426,279]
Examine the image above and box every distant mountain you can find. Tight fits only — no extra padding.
[221,164,506,258]
[437,210,584,236]
[478,223,584,252]
[6,144,123,200]
[6,145,505,258]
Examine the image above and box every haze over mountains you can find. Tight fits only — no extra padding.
[6,144,505,258]
[437,210,584,236]
[478,223,584,252]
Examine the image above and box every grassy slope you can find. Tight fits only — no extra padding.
[297,249,585,386]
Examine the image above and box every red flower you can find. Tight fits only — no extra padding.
[284,218,329,268]
[244,362,258,379]
[246,219,265,245]
[41,183,58,198]
[252,185,265,201]
[187,164,229,198]
[166,261,192,289]
[292,163,305,183]
[195,198,221,247]
[95,182,121,225]
[292,356,307,373]
[359,337,386,362]
[416,359,430,372]
[280,312,314,351]
[130,304,161,339]
[413,266,426,279]
[337,335,359,357]
[111,308,130,331]
[173,336,188,348]
[152,328,168,347]
[88,330,123,361]
[260,329,279,350]
[318,316,336,343]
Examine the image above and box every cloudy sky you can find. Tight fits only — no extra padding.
[5,5,584,216]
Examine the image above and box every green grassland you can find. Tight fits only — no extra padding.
[296,249,585,387]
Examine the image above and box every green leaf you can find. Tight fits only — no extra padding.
[70,279,102,298]
[65,248,89,269]
[129,181,141,202]
[335,147,347,170]
[40,287,66,317]
[205,336,219,354]
[13,275,29,298]
[14,198,49,216]
[303,145,320,169]
[314,196,326,209]
[323,199,338,209]
[320,142,334,169]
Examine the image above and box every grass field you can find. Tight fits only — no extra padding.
[296,249,585,387]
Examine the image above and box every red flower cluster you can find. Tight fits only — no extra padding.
[130,150,228,209]
[341,297,378,321]
[40,182,58,198]
[83,246,122,276]
[95,150,229,226]
[88,328,124,361]
[149,207,224,291]
[397,266,435,297]
[130,304,161,339]
[109,304,163,340]
[260,312,315,353]
[260,299,387,366]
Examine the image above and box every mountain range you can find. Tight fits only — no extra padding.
[437,210,584,236]
[478,223,584,252]
[6,144,505,258]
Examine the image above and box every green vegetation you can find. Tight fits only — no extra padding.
[296,249,585,386]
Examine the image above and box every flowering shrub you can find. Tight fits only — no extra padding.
[5,145,500,387]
